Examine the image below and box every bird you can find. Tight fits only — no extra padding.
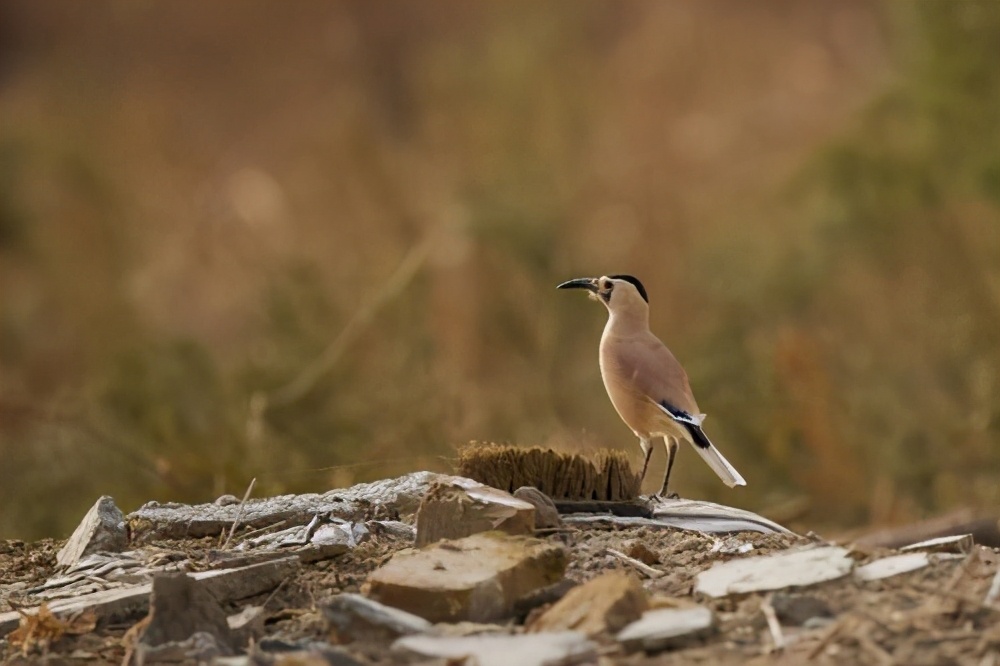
[557,274,746,496]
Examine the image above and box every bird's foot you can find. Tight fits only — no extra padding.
[655,491,681,500]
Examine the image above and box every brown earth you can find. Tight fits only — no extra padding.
[2,523,998,665]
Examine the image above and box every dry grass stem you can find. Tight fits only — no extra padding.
[606,547,665,579]
[222,477,257,550]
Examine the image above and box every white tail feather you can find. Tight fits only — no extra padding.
[692,443,746,488]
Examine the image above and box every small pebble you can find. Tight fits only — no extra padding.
[513,487,561,529]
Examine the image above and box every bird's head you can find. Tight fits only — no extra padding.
[557,274,649,312]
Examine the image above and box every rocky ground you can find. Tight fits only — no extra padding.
[1,473,998,665]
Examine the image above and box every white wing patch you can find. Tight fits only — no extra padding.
[652,399,705,426]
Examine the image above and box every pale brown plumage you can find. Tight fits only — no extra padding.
[559,274,746,495]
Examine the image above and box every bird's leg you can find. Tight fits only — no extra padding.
[659,437,680,498]
[638,437,653,485]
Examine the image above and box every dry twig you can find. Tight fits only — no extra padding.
[222,477,257,550]
[760,595,785,652]
[857,632,894,666]
[606,547,664,579]
[808,616,856,660]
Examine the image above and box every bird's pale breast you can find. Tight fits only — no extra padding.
[599,339,666,438]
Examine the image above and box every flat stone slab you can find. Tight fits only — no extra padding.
[393,631,597,666]
[854,553,931,582]
[1,584,152,639]
[616,606,715,653]
[415,481,535,546]
[364,532,567,623]
[528,572,647,636]
[695,546,854,597]
[323,593,432,642]
[57,496,127,568]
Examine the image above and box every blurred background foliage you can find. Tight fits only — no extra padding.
[1,1,998,540]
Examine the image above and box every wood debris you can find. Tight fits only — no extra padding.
[127,471,455,543]
[0,557,297,637]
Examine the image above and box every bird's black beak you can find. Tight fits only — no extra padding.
[557,277,599,293]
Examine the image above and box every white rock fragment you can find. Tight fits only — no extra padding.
[393,631,596,666]
[854,553,930,582]
[236,517,362,561]
[57,496,127,568]
[616,607,715,653]
[900,534,974,554]
[695,546,854,598]
[709,537,754,555]
[310,522,357,549]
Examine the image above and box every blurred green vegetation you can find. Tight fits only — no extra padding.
[1,1,998,539]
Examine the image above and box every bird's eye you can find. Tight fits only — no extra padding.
[604,281,613,290]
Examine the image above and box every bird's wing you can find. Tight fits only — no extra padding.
[607,333,710,443]
[653,400,711,449]
[613,333,701,415]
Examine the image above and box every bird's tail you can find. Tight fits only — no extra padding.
[692,442,746,488]
[652,400,747,488]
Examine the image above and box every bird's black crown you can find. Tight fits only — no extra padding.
[609,275,648,302]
